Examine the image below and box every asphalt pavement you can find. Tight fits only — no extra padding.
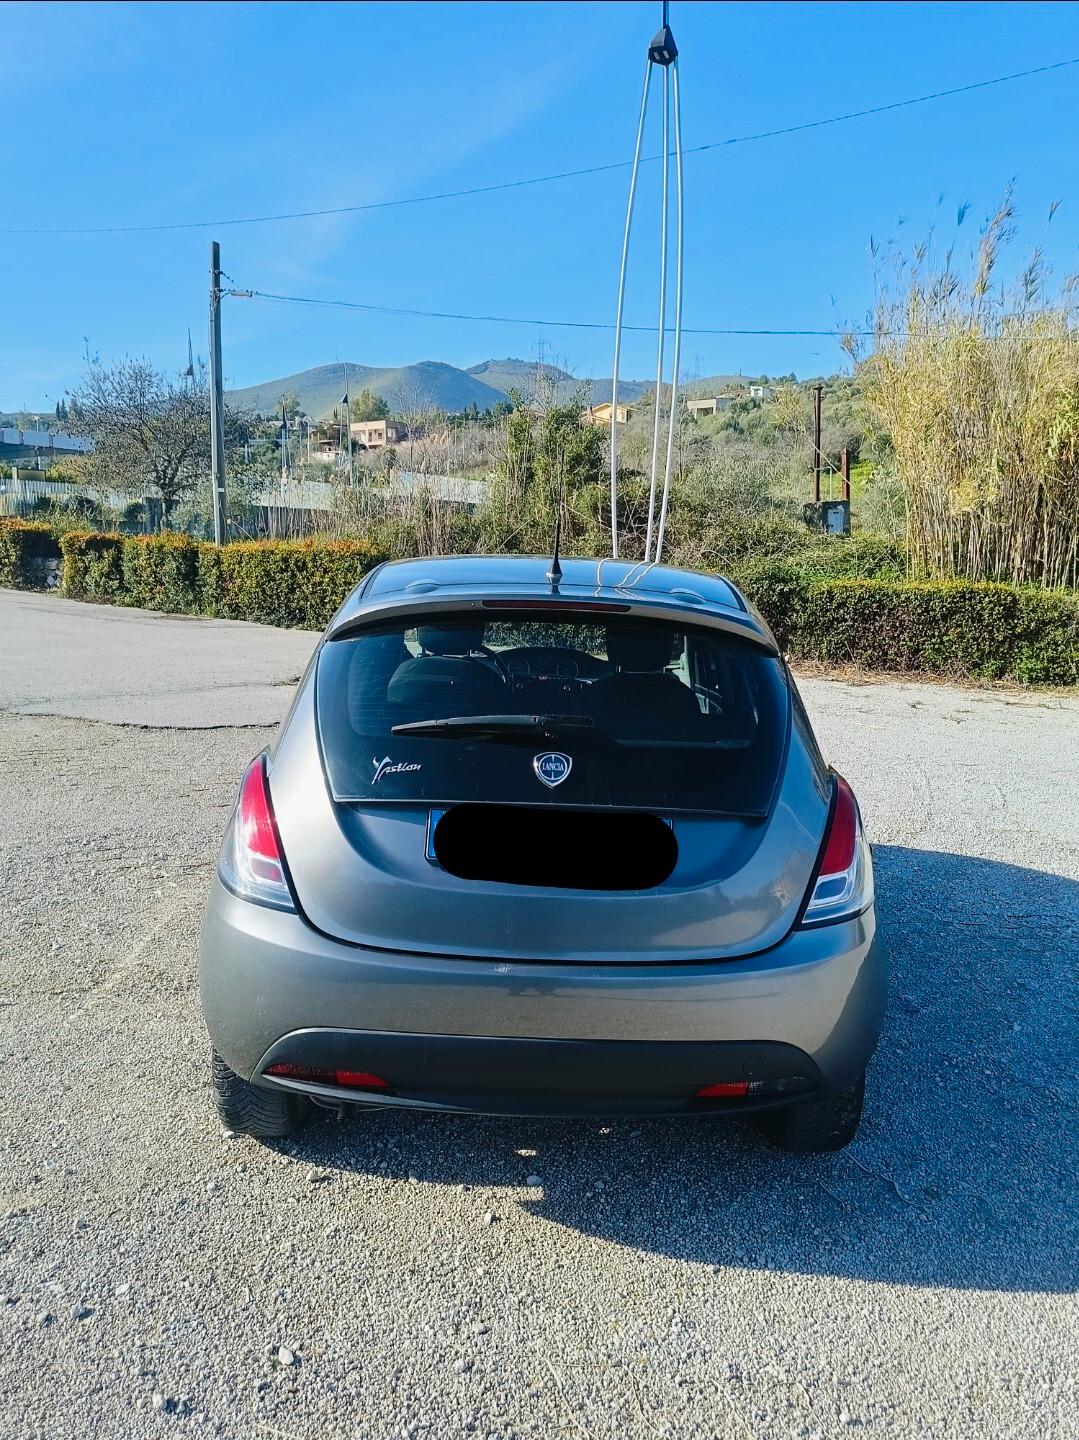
[0,588,1076,1440]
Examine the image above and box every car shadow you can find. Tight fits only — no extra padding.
[278,846,1078,1293]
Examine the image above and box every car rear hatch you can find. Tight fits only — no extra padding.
[269,603,829,963]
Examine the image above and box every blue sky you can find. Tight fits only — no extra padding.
[3,0,1079,411]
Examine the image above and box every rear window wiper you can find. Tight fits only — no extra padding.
[391,714,595,739]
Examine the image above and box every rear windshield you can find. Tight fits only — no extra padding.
[316,610,788,816]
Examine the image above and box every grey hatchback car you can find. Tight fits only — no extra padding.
[199,555,885,1152]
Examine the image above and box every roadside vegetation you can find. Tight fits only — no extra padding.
[4,199,1077,682]
[856,192,1079,590]
[2,517,1075,685]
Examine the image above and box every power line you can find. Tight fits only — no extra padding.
[225,286,866,336]
[4,56,1076,237]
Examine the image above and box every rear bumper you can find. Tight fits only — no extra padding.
[257,1032,823,1118]
[199,882,886,1112]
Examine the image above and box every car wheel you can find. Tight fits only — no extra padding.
[211,1048,311,1139]
[754,1072,865,1153]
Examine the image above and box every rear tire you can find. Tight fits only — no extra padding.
[754,1072,865,1153]
[211,1048,311,1139]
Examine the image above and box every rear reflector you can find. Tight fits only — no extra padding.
[265,1063,390,1092]
[695,1081,750,1099]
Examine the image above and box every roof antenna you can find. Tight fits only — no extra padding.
[547,447,564,588]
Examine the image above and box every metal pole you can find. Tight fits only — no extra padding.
[343,362,354,487]
[208,241,227,545]
[840,447,850,501]
[644,62,670,562]
[609,59,653,560]
[653,57,685,567]
[812,382,823,504]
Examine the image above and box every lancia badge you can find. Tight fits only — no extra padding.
[533,752,572,788]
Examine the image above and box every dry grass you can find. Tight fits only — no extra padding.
[857,194,1079,589]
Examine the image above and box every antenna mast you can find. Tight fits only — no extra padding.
[609,1,685,566]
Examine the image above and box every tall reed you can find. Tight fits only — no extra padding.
[859,196,1079,588]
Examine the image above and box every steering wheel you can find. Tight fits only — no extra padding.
[478,645,514,689]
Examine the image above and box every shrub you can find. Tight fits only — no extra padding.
[60,530,125,600]
[0,519,61,588]
[790,580,1079,687]
[208,537,386,629]
[729,558,810,650]
[790,533,906,582]
[13,517,1078,686]
[121,532,203,613]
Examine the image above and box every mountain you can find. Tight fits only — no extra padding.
[227,361,510,419]
[227,358,770,421]
[466,357,576,395]
[467,358,654,406]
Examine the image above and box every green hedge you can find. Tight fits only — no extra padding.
[48,523,386,629]
[60,531,125,600]
[793,578,1079,686]
[4,518,1077,684]
[121,533,203,613]
[0,519,61,587]
[731,563,1079,686]
[203,537,385,629]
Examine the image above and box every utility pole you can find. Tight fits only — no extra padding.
[811,382,823,504]
[279,399,290,497]
[840,447,851,502]
[208,241,227,545]
[342,362,354,486]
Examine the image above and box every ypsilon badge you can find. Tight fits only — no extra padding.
[533,752,572,789]
[372,756,421,785]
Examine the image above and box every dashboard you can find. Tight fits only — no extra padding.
[494,645,610,694]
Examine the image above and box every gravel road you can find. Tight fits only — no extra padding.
[1,590,1076,1440]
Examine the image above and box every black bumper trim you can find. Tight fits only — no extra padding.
[255,1029,823,1118]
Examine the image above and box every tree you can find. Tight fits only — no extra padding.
[350,388,389,422]
[67,357,248,525]
[280,391,301,421]
[54,398,69,424]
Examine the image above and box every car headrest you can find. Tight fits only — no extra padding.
[416,622,485,657]
[605,624,676,672]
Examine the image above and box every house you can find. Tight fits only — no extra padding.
[581,401,633,427]
[749,384,775,401]
[349,419,405,449]
[684,395,732,418]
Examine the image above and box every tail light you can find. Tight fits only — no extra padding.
[218,755,295,911]
[799,773,873,927]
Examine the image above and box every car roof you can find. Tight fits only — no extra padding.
[329,555,777,653]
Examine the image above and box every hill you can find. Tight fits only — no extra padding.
[467,358,657,406]
[227,361,510,419]
[227,358,777,420]
[466,357,576,395]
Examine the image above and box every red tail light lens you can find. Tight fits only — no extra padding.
[820,775,858,876]
[695,1081,750,1099]
[335,1070,390,1091]
[800,773,873,927]
[218,755,295,911]
[265,1063,390,1092]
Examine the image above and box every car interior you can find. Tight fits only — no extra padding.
[341,616,766,749]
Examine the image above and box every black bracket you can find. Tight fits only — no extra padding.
[648,23,678,66]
